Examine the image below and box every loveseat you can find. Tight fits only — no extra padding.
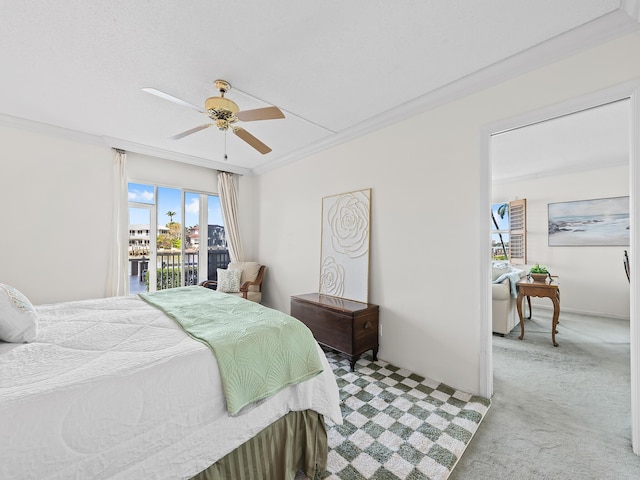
[492,264,526,335]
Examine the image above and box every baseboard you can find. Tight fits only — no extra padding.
[530,303,630,321]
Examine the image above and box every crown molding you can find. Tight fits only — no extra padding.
[101,137,250,176]
[0,112,250,175]
[0,112,105,146]
[253,7,640,176]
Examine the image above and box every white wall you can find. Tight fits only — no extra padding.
[0,127,233,304]
[1,125,113,304]
[257,31,640,395]
[494,165,630,319]
[127,152,219,193]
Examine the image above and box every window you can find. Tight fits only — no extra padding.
[491,199,526,264]
[127,182,225,293]
[205,195,230,281]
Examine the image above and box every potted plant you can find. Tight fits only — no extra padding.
[529,263,550,282]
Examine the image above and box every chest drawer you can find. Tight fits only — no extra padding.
[291,299,353,352]
[290,293,379,371]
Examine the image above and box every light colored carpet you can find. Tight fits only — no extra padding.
[449,308,640,479]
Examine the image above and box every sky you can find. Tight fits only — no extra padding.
[128,183,224,227]
[491,202,509,231]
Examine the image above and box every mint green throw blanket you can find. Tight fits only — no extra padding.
[139,286,323,415]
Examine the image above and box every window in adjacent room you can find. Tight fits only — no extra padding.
[491,199,526,264]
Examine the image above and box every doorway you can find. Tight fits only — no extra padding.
[480,82,639,454]
[491,99,630,319]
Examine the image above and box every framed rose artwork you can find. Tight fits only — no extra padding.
[319,188,371,303]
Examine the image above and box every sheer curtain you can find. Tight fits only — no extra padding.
[217,171,245,263]
[107,149,129,296]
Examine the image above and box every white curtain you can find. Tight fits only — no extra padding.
[217,171,245,263]
[107,149,129,296]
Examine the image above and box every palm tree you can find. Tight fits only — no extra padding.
[166,211,176,224]
[491,203,508,259]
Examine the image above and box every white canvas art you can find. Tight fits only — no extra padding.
[319,188,371,303]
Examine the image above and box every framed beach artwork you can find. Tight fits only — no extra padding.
[319,188,372,303]
[548,196,629,246]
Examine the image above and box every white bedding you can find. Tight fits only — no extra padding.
[0,294,342,480]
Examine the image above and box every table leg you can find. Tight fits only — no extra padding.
[349,354,361,372]
[517,290,525,340]
[551,292,560,347]
[526,296,532,319]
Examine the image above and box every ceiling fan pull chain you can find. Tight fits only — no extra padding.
[224,130,228,161]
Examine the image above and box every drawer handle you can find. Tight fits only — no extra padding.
[363,321,371,329]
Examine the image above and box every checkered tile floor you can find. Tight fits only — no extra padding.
[317,350,490,480]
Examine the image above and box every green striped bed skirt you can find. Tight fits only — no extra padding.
[191,410,328,480]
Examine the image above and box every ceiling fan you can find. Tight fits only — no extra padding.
[143,79,284,154]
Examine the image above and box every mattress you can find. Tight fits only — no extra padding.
[0,294,342,480]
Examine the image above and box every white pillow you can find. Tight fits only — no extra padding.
[491,262,511,281]
[0,283,38,343]
[217,269,243,293]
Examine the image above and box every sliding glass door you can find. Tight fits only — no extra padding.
[128,183,157,294]
[127,182,225,293]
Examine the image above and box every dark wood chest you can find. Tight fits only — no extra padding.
[290,293,379,371]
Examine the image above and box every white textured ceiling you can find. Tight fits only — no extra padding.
[492,99,630,182]
[0,1,637,176]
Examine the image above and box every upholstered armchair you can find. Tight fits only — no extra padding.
[201,261,265,303]
[492,264,526,335]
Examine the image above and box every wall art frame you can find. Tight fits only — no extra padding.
[548,196,630,246]
[319,188,372,303]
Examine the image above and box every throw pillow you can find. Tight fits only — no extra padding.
[217,269,243,293]
[228,262,261,292]
[0,283,38,343]
[491,262,511,281]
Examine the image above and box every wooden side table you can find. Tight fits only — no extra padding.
[290,293,379,371]
[516,276,560,346]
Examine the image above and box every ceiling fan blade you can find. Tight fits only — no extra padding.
[171,124,213,140]
[142,87,203,113]
[232,127,272,154]
[236,106,285,122]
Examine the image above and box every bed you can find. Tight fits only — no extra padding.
[0,285,342,480]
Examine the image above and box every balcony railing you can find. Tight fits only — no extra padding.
[207,249,231,281]
[155,251,199,290]
[132,249,231,292]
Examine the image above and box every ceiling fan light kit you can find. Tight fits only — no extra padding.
[144,79,284,154]
[205,80,239,131]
